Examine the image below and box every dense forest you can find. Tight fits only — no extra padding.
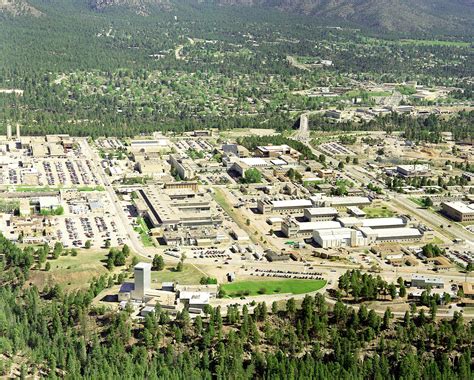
[1,234,473,378]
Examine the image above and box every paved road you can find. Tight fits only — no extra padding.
[392,196,473,244]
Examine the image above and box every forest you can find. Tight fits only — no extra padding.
[0,0,473,139]
[0,234,473,379]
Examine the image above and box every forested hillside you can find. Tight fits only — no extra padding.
[0,234,473,378]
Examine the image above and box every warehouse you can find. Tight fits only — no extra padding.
[441,201,474,222]
[304,207,339,221]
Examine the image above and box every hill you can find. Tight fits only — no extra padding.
[2,0,473,35]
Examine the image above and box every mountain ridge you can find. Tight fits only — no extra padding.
[2,0,473,35]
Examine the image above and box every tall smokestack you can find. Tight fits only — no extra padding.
[7,124,12,140]
[16,124,20,140]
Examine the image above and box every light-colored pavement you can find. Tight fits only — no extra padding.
[81,139,154,258]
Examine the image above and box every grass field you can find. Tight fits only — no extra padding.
[29,250,109,290]
[363,206,395,218]
[220,279,326,298]
[150,264,205,285]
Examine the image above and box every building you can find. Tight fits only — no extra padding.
[347,206,366,217]
[257,198,313,214]
[169,155,195,180]
[231,157,269,177]
[396,164,431,178]
[137,187,221,229]
[313,228,366,248]
[441,201,474,222]
[132,262,152,300]
[411,274,444,289]
[304,207,339,222]
[360,227,423,243]
[315,196,372,209]
[256,145,291,157]
[362,217,407,229]
[461,283,474,299]
[281,218,342,238]
[130,139,170,153]
[222,144,249,158]
[38,196,61,211]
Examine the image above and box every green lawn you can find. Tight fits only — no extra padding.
[220,279,326,298]
[409,197,425,207]
[151,264,205,285]
[363,206,395,218]
[135,217,154,247]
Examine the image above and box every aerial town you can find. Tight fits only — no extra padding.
[1,1,474,377]
[0,122,472,319]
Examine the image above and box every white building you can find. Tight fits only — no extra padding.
[411,274,444,289]
[313,228,367,248]
[132,262,152,301]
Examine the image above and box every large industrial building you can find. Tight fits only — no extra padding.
[313,228,366,248]
[441,201,474,222]
[281,218,342,238]
[135,186,222,229]
[395,164,431,178]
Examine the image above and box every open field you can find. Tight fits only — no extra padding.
[220,279,327,297]
[363,206,395,218]
[29,250,109,290]
[150,264,205,286]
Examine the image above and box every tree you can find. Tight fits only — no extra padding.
[122,244,131,257]
[152,255,165,271]
[243,168,262,184]
[424,197,433,208]
[176,260,184,272]
[338,161,344,170]
[45,262,51,271]
[84,240,92,249]
[52,242,63,259]
[399,284,407,298]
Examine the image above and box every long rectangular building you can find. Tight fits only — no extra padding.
[257,198,313,214]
